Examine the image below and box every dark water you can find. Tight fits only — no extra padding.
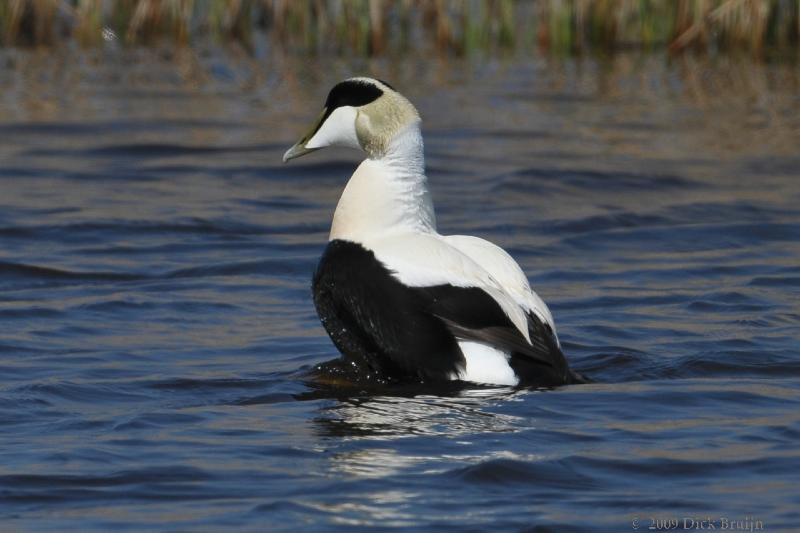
[1,50,799,531]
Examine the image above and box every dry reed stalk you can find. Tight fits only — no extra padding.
[0,0,795,56]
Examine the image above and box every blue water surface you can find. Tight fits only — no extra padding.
[1,50,799,531]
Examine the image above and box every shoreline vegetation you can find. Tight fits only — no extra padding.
[0,0,798,59]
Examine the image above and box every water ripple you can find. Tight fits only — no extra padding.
[0,53,798,532]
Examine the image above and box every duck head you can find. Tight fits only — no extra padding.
[283,77,420,162]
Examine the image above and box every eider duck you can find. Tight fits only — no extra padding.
[284,77,584,387]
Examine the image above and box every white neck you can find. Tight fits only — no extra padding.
[329,123,437,243]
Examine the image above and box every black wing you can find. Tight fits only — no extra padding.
[422,284,578,386]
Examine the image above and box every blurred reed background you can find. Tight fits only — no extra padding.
[0,0,798,58]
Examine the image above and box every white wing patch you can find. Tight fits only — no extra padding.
[454,341,519,386]
[443,234,558,344]
[364,232,532,343]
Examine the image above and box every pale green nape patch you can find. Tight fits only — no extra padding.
[355,88,421,158]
